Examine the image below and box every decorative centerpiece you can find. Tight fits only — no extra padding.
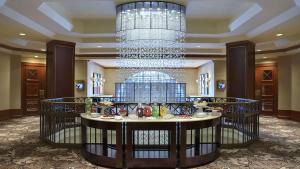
[85,98,93,114]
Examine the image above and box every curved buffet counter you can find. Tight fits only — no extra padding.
[40,97,260,168]
[81,113,222,168]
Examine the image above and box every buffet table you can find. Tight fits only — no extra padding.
[81,113,221,168]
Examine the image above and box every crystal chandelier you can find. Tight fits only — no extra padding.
[116,1,186,76]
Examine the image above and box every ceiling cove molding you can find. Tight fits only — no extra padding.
[69,32,232,39]
[67,32,116,38]
[76,42,226,49]
[38,3,73,31]
[0,6,55,37]
[0,43,46,54]
[256,43,300,54]
[9,38,28,46]
[229,3,263,32]
[0,0,6,8]
[247,5,300,38]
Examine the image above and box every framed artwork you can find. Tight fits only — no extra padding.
[217,80,226,90]
[199,73,209,95]
[92,73,103,95]
[75,80,85,90]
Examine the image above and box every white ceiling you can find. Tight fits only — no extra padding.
[44,0,255,19]
[0,0,300,57]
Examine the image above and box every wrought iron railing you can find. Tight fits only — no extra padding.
[40,97,260,148]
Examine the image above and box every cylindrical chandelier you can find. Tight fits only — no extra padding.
[116,1,186,71]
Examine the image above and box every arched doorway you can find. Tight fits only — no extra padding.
[115,71,186,103]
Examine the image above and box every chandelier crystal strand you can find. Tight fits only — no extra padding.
[116,2,186,79]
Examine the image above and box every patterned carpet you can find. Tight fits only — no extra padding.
[0,116,299,169]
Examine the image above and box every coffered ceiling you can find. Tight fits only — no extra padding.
[0,0,300,57]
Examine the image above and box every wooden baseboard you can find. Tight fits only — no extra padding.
[10,109,23,117]
[278,110,300,122]
[0,109,10,121]
[291,110,300,122]
[0,109,23,121]
[277,110,291,119]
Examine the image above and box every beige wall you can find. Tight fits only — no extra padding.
[0,52,11,110]
[103,68,198,96]
[103,68,119,96]
[87,61,104,97]
[74,60,88,97]
[179,69,198,96]
[10,55,21,109]
[277,53,300,112]
[291,54,300,111]
[278,56,292,110]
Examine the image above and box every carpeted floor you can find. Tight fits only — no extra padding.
[0,116,299,169]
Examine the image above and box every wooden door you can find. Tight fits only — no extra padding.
[255,64,278,116]
[22,63,46,115]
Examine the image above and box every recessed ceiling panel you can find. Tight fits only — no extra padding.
[46,0,116,19]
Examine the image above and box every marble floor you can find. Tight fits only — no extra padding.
[0,116,299,169]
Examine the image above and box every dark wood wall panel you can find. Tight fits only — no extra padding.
[47,40,75,98]
[226,41,255,99]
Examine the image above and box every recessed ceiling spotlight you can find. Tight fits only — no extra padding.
[41,49,46,51]
[19,33,26,36]
[196,46,201,48]
[257,49,262,52]
[34,55,39,58]
[276,33,283,37]
[97,45,102,48]
[263,57,267,59]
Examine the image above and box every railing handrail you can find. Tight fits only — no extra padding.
[41,96,260,104]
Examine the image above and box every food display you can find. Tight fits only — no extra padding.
[178,114,193,119]
[90,113,100,118]
[136,103,144,117]
[98,101,114,107]
[119,106,127,117]
[144,105,152,117]
[85,102,221,121]
[98,101,114,116]
[193,101,208,108]
[151,104,159,118]
[159,104,168,117]
[99,115,114,119]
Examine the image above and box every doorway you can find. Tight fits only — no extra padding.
[21,63,46,115]
[255,63,278,116]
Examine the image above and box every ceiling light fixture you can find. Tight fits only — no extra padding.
[116,1,186,77]
[97,45,102,48]
[276,33,283,37]
[263,57,267,59]
[41,49,46,51]
[34,55,39,58]
[19,33,26,36]
[257,49,262,51]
